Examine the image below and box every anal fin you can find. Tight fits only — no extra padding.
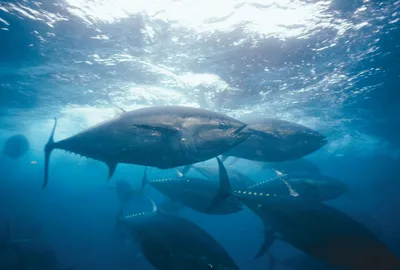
[134,124,179,134]
[254,227,275,260]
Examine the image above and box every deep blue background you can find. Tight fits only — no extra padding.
[1,0,399,269]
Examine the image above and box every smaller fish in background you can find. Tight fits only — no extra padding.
[2,134,30,159]
[0,221,76,270]
[116,192,240,270]
[222,117,327,163]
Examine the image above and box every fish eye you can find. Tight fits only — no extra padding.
[218,121,227,129]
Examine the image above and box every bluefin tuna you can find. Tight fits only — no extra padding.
[222,118,327,162]
[248,199,400,270]
[43,106,250,189]
[209,160,400,270]
[116,194,240,270]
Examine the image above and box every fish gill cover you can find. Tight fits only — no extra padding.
[0,1,400,270]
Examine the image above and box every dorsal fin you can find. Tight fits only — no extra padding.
[254,227,275,260]
[175,169,184,178]
[110,102,127,115]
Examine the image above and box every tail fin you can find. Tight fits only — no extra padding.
[43,118,58,189]
[205,157,232,213]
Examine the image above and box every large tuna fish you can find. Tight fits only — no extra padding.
[43,106,250,189]
[222,118,327,162]
[209,159,400,270]
[115,194,239,270]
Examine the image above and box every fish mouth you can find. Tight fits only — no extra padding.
[233,124,251,138]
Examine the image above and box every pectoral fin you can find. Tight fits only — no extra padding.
[254,228,275,260]
[133,124,180,134]
[106,162,118,181]
[206,157,232,213]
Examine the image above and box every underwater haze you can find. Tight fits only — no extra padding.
[1,0,400,270]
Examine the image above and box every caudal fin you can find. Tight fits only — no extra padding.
[205,157,232,213]
[43,118,58,189]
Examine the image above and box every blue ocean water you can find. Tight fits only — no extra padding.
[0,0,399,269]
